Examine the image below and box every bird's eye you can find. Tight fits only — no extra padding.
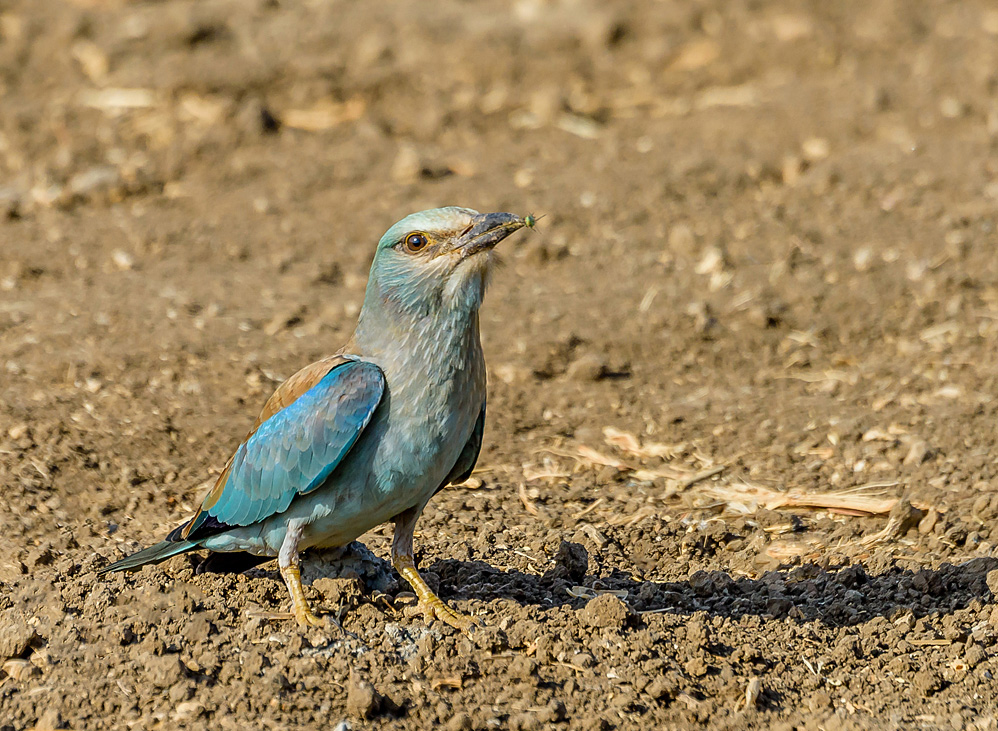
[403,232,429,253]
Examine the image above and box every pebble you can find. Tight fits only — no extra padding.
[986,570,998,596]
[903,440,930,467]
[918,507,938,534]
[544,540,588,583]
[579,593,630,630]
[145,653,186,689]
[574,523,609,549]
[0,609,35,659]
[2,658,37,681]
[645,675,676,700]
[346,672,381,719]
[35,707,62,729]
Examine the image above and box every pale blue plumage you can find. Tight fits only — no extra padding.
[100,208,531,629]
[199,361,384,530]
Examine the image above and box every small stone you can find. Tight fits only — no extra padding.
[913,668,943,696]
[146,653,186,689]
[781,155,802,186]
[684,655,709,677]
[543,541,588,584]
[538,699,567,723]
[595,465,622,485]
[578,593,630,630]
[853,247,874,272]
[574,523,609,550]
[2,658,37,681]
[111,250,134,270]
[173,701,203,721]
[645,675,677,700]
[903,440,930,467]
[986,570,998,597]
[918,508,938,535]
[65,166,124,203]
[346,672,381,719]
[35,707,63,729]
[0,610,35,659]
[566,353,606,382]
[571,652,595,669]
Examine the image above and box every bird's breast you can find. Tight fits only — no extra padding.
[372,347,485,496]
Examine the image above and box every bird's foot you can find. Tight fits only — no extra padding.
[293,603,326,628]
[279,563,327,629]
[393,554,480,635]
[419,595,480,635]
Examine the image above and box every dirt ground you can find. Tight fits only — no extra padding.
[3,0,998,729]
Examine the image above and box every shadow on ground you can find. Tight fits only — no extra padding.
[424,554,998,628]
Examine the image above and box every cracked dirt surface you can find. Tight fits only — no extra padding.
[3,1,998,729]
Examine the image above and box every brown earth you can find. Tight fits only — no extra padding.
[3,0,998,729]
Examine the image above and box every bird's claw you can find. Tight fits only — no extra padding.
[293,606,327,628]
[420,598,480,635]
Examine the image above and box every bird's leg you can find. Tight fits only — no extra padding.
[278,521,324,628]
[391,506,478,634]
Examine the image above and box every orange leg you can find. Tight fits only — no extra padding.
[279,521,325,628]
[279,563,325,628]
[392,506,479,634]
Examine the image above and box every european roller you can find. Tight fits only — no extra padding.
[100,207,532,632]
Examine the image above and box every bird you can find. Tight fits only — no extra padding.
[99,207,533,632]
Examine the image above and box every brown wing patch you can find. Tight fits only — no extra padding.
[183,455,234,535]
[249,355,349,433]
[180,354,349,538]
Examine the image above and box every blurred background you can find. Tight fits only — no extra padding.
[3,1,998,729]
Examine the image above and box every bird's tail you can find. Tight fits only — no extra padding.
[98,539,200,575]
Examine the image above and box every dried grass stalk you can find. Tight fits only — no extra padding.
[701,482,897,516]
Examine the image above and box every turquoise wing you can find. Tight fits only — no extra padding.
[182,359,384,540]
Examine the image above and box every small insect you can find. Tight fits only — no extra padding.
[524,213,543,229]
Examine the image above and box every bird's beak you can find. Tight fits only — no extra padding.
[458,212,527,257]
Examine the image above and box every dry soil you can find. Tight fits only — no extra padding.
[3,1,998,730]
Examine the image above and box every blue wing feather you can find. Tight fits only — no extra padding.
[185,360,384,538]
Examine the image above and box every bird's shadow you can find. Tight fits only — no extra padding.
[240,541,997,629]
[422,553,998,628]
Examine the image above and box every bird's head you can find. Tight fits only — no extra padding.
[364,207,531,318]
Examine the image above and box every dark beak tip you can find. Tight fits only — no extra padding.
[461,211,528,253]
[472,211,523,228]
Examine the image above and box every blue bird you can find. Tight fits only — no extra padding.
[100,207,533,631]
